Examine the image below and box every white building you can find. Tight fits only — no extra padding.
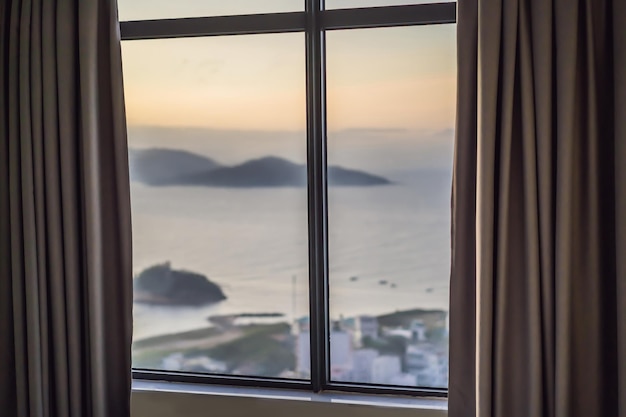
[297,329,354,380]
[413,367,442,387]
[161,352,184,371]
[405,345,439,371]
[384,328,413,340]
[405,345,447,387]
[436,354,449,387]
[410,320,427,342]
[350,348,379,383]
[371,355,402,385]
[296,331,310,378]
[354,315,379,346]
[330,330,353,379]
[184,356,227,373]
[389,373,418,386]
[162,352,227,373]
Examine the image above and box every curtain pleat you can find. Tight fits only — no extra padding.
[0,1,133,416]
[0,1,17,415]
[449,0,478,415]
[451,0,625,416]
[615,2,626,415]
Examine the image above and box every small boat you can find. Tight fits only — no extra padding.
[378,280,388,285]
[350,276,358,282]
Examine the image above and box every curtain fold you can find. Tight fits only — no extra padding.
[449,0,478,414]
[616,2,626,413]
[0,1,133,416]
[450,0,626,416]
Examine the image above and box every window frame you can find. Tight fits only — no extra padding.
[122,0,456,399]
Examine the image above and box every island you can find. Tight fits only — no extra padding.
[128,148,391,187]
[133,262,226,306]
[128,148,221,186]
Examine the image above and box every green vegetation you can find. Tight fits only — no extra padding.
[133,348,173,369]
[188,323,294,377]
[131,308,449,378]
[132,322,295,378]
[133,326,221,350]
[362,334,408,357]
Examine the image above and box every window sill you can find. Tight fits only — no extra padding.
[132,380,447,417]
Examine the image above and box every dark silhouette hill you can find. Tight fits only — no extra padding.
[179,156,391,187]
[133,262,226,306]
[129,148,391,187]
[179,156,307,187]
[327,166,391,186]
[129,148,220,185]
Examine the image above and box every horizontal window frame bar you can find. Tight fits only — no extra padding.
[324,382,448,398]
[120,12,306,40]
[119,3,456,40]
[133,370,312,391]
[132,370,447,398]
[322,3,456,30]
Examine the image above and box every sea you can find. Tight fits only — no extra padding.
[131,171,452,341]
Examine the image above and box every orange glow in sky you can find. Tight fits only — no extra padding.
[121,25,456,132]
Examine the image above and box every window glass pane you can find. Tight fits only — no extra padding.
[122,34,309,379]
[326,25,456,388]
[118,0,303,21]
[325,0,453,10]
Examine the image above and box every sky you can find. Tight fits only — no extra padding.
[118,1,456,169]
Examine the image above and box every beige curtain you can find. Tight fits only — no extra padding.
[450,0,626,416]
[0,1,133,416]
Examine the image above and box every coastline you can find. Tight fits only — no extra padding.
[132,307,449,386]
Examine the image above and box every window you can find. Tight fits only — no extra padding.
[121,0,456,396]
[123,34,309,380]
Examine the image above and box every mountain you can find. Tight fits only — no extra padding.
[133,262,226,306]
[327,166,391,186]
[128,148,391,187]
[176,156,391,187]
[178,156,306,187]
[129,148,220,185]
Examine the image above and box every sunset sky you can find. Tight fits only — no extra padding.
[119,1,456,134]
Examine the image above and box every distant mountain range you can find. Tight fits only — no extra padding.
[128,148,391,187]
[128,148,220,185]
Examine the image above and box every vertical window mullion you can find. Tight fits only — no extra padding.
[305,0,329,393]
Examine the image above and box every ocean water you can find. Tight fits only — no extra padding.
[131,171,451,340]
